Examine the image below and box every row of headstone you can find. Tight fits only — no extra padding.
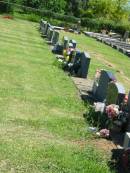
[40,20,91,79]
[40,20,60,46]
[84,30,130,57]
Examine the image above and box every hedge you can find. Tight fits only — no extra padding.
[81,17,130,36]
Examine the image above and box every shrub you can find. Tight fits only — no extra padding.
[81,17,130,36]
[0,2,13,13]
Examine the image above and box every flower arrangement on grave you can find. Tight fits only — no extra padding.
[99,129,110,138]
[106,104,119,119]
[105,102,129,132]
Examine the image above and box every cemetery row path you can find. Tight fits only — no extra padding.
[60,31,130,93]
[0,17,114,173]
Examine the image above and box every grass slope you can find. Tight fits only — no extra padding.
[0,17,113,172]
[60,31,130,92]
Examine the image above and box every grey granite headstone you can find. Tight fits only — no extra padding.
[47,27,51,39]
[51,31,59,45]
[48,28,54,42]
[106,82,125,105]
[40,20,47,33]
[94,70,116,102]
[77,52,91,78]
[43,23,51,36]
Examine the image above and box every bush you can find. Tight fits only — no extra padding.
[81,17,130,36]
[0,2,13,13]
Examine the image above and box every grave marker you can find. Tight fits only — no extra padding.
[94,70,116,102]
[43,23,51,36]
[77,52,91,78]
[69,40,77,49]
[123,31,129,42]
[106,82,125,105]
[52,31,59,45]
[62,36,69,49]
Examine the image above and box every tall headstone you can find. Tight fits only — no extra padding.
[48,28,54,42]
[77,52,91,78]
[94,70,116,102]
[52,31,59,45]
[43,23,51,36]
[40,21,47,34]
[47,27,51,39]
[106,82,125,105]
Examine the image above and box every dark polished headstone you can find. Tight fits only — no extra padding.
[76,52,91,79]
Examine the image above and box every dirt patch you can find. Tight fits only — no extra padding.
[71,138,116,152]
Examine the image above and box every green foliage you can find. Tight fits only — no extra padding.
[81,17,130,35]
[84,106,108,128]
[0,2,13,13]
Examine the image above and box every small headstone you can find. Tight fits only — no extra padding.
[40,21,47,33]
[106,82,125,105]
[77,52,91,78]
[51,31,59,45]
[94,70,116,102]
[52,43,63,55]
[43,23,51,36]
[123,132,130,148]
[69,40,77,49]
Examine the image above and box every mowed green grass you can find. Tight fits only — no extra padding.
[0,17,114,172]
[60,31,130,92]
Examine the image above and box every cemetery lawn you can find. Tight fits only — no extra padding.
[60,31,130,92]
[0,17,114,173]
